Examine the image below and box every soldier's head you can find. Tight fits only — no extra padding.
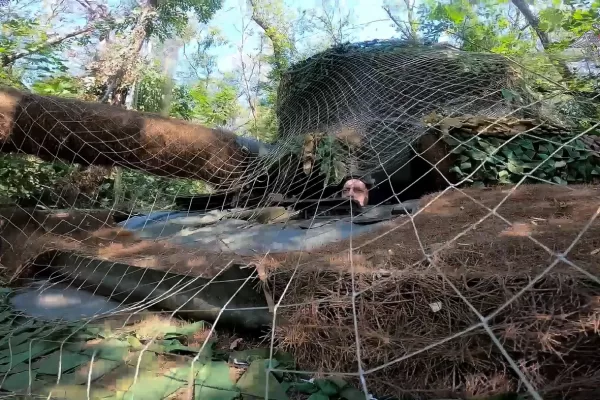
[341,179,369,207]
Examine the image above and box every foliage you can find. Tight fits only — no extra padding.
[183,26,229,82]
[415,0,599,55]
[0,16,69,83]
[445,134,600,187]
[0,154,73,205]
[0,67,23,88]
[189,81,240,127]
[280,133,348,186]
[417,0,537,55]
[145,0,224,42]
[314,134,347,186]
[249,0,299,117]
[30,75,83,98]
[97,169,207,209]
[169,84,196,120]
[134,66,169,114]
[135,65,239,125]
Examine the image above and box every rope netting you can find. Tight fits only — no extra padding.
[0,38,599,400]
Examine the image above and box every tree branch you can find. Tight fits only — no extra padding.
[2,25,95,67]
[510,0,574,80]
[248,0,287,73]
[382,5,416,42]
[510,0,550,47]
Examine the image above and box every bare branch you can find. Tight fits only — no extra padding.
[382,5,416,42]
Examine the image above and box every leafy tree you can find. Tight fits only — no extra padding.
[89,0,223,105]
[248,0,295,83]
[188,80,240,127]
[0,15,72,87]
[182,26,228,83]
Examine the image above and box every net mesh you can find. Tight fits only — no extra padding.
[0,35,599,400]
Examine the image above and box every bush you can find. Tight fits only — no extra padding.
[0,154,73,205]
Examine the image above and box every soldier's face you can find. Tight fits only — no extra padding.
[342,179,368,207]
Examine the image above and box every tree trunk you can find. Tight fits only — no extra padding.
[249,0,289,76]
[96,6,151,105]
[0,87,249,187]
[510,0,574,80]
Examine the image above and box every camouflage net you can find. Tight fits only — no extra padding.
[0,39,598,400]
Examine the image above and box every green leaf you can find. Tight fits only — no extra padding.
[340,387,368,400]
[163,321,206,339]
[195,387,240,400]
[292,381,319,394]
[501,88,518,102]
[235,360,288,400]
[229,349,294,369]
[468,149,487,161]
[552,176,568,185]
[37,350,91,375]
[73,338,130,362]
[325,376,348,390]
[315,379,340,396]
[510,145,524,157]
[230,349,271,364]
[0,342,60,372]
[0,325,46,349]
[501,147,517,160]
[60,358,122,386]
[196,361,237,391]
[449,166,463,175]
[537,153,550,160]
[127,336,143,349]
[149,338,209,356]
[1,370,36,392]
[520,139,535,150]
[507,162,524,174]
[125,351,158,369]
[0,311,14,324]
[120,367,189,400]
[460,162,472,170]
[96,340,131,361]
[308,392,330,400]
